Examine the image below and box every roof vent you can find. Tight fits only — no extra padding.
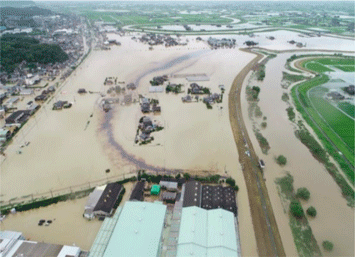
[135,230,138,234]
[220,232,224,235]
[139,217,142,222]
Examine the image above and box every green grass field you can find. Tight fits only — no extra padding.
[309,88,354,150]
[338,102,355,117]
[304,62,334,73]
[334,65,355,72]
[292,70,354,182]
[316,58,355,66]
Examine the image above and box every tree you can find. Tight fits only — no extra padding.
[322,241,334,251]
[296,187,310,201]
[183,173,190,180]
[289,200,304,218]
[276,155,287,166]
[306,206,317,217]
[226,177,236,187]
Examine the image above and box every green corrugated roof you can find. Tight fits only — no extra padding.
[103,201,167,257]
[176,206,239,257]
[151,185,161,195]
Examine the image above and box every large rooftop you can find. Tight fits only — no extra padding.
[176,206,240,257]
[103,201,167,257]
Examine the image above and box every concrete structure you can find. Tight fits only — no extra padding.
[103,201,167,257]
[0,231,81,257]
[176,206,240,257]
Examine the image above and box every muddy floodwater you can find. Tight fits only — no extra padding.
[242,52,354,256]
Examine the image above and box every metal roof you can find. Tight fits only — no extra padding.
[89,207,123,257]
[103,201,167,257]
[93,183,123,214]
[182,181,201,207]
[176,206,239,257]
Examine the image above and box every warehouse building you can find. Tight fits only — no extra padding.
[102,201,167,257]
[176,206,240,257]
[83,183,124,219]
[182,181,202,207]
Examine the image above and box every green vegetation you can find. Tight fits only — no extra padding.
[0,34,68,73]
[334,65,355,72]
[309,87,354,150]
[261,122,267,129]
[291,68,354,183]
[322,241,334,251]
[290,64,355,205]
[165,84,182,94]
[296,187,310,201]
[290,200,304,218]
[276,155,287,166]
[286,106,296,122]
[304,62,334,73]
[337,102,355,117]
[275,174,322,257]
[256,65,266,81]
[254,129,270,154]
[282,93,290,102]
[306,206,317,217]
[246,86,260,101]
[282,72,307,83]
[254,105,263,118]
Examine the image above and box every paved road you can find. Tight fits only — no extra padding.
[228,49,286,257]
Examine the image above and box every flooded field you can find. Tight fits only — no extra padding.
[242,52,354,256]
[0,197,102,251]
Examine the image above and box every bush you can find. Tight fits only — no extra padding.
[226,177,236,187]
[261,122,267,128]
[322,241,334,251]
[276,155,287,166]
[234,185,239,191]
[183,173,191,180]
[296,187,310,201]
[306,206,317,217]
[290,200,304,218]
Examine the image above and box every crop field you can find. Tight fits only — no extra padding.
[304,62,334,73]
[309,87,354,150]
[82,11,232,26]
[302,58,355,73]
[338,102,355,117]
[334,65,355,72]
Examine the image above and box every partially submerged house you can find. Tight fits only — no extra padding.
[53,101,68,110]
[126,83,136,90]
[93,183,124,218]
[182,95,192,102]
[5,110,31,127]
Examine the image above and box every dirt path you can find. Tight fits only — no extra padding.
[228,48,286,257]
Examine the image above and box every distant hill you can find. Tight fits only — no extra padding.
[0,0,36,8]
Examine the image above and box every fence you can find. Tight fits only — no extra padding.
[0,173,135,211]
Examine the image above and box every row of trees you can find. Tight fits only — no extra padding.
[1,34,68,73]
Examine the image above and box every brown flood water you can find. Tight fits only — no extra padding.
[241,52,354,257]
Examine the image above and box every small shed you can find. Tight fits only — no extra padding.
[151,185,161,195]
[162,192,177,203]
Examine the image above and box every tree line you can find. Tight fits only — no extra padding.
[0,34,69,74]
